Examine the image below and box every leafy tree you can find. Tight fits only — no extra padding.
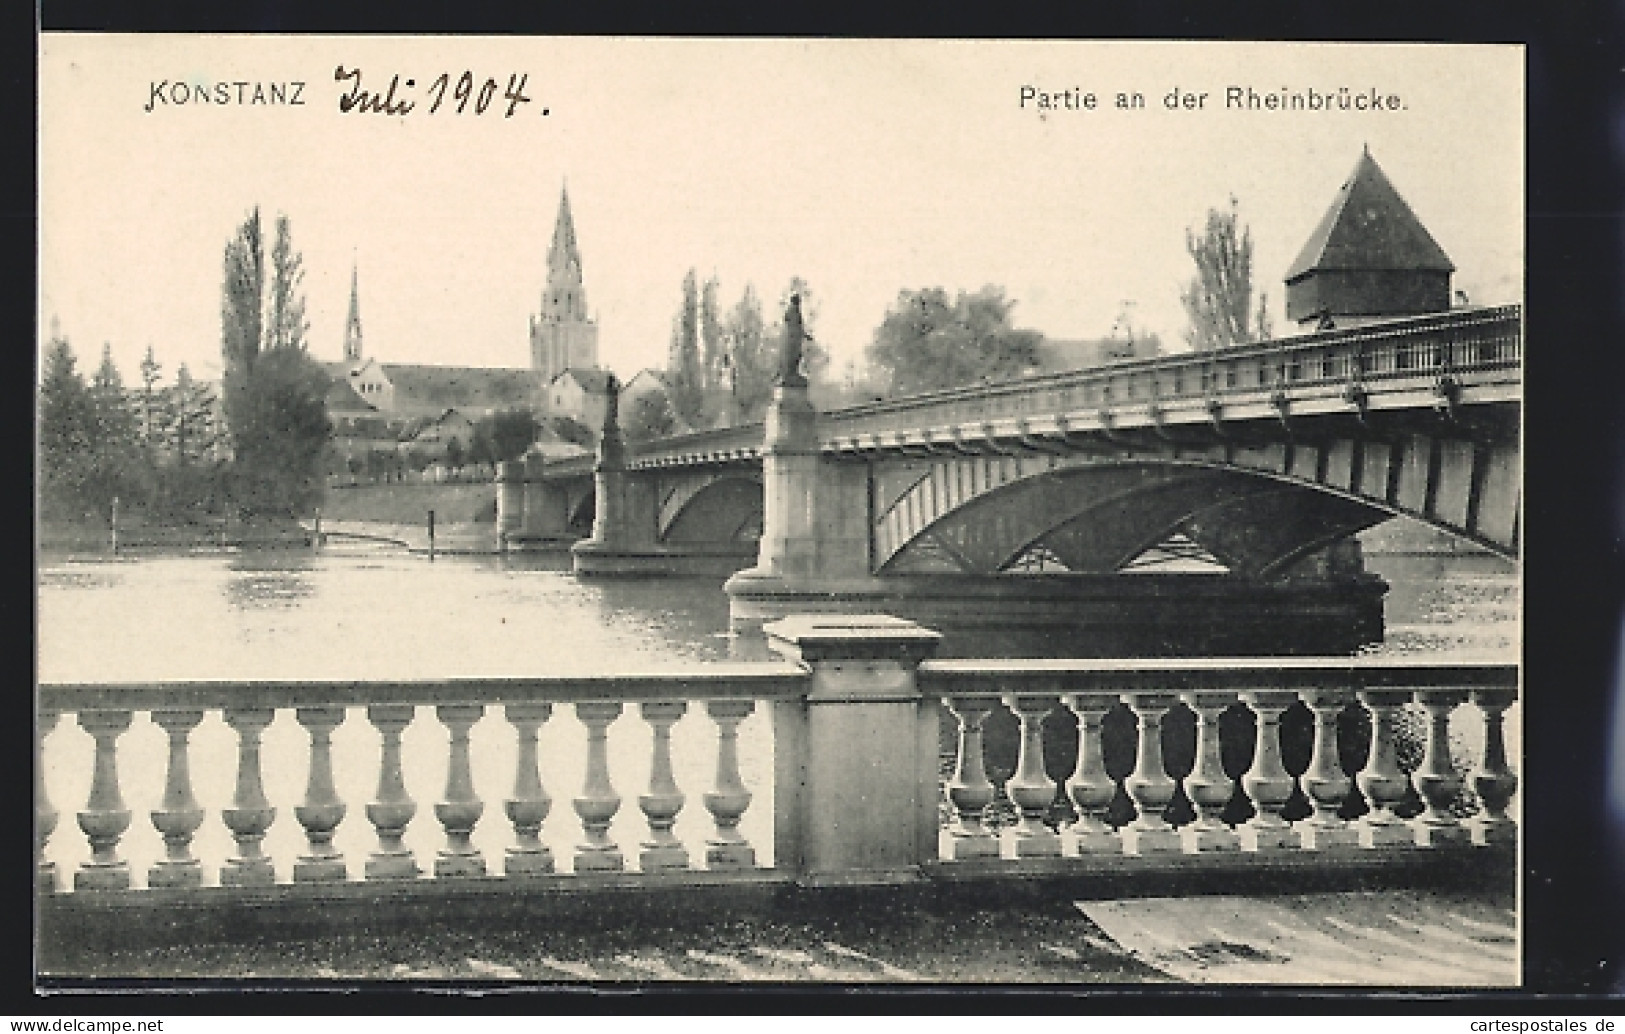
[865,286,1045,395]
[221,208,263,447]
[1180,197,1271,351]
[624,391,678,443]
[266,214,310,352]
[38,332,95,520]
[445,436,465,471]
[219,208,330,517]
[481,408,539,464]
[229,344,330,515]
[700,275,724,392]
[549,415,595,448]
[667,269,706,429]
[721,284,774,423]
[169,364,223,466]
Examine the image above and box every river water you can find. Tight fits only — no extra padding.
[35,537,1517,883]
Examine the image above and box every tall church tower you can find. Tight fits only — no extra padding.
[343,262,364,363]
[529,186,600,383]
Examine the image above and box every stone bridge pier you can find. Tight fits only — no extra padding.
[498,450,593,551]
[570,375,760,577]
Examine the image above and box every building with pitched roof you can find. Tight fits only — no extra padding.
[1284,148,1456,328]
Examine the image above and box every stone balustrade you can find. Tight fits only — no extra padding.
[919,657,1519,864]
[36,669,803,895]
[36,620,1518,911]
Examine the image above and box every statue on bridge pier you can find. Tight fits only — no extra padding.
[777,294,809,389]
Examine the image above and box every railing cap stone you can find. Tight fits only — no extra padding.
[765,614,942,665]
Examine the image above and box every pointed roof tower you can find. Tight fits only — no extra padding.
[548,185,581,275]
[1285,148,1455,326]
[343,261,364,362]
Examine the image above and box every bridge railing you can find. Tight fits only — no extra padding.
[819,304,1521,440]
[564,306,1520,472]
[915,656,1519,865]
[38,627,1517,908]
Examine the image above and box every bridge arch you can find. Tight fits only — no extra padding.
[659,474,763,545]
[877,453,1509,578]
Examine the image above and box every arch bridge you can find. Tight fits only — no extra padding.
[512,306,1517,589]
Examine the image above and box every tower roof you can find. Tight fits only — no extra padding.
[1285,149,1454,282]
[548,186,580,271]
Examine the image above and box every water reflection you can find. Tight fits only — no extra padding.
[223,551,318,611]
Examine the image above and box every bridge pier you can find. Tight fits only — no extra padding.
[572,376,758,577]
[502,449,580,553]
[723,375,888,618]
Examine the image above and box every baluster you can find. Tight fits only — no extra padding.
[364,704,420,880]
[37,712,59,893]
[221,707,277,886]
[75,710,133,890]
[1355,689,1415,847]
[1298,689,1359,850]
[638,701,689,871]
[148,709,206,888]
[573,701,624,872]
[943,695,1000,860]
[1238,691,1298,851]
[1063,694,1120,855]
[1121,693,1182,854]
[703,699,756,869]
[1412,689,1471,847]
[1469,688,1518,846]
[293,707,348,882]
[1001,694,1061,857]
[434,704,486,877]
[503,702,554,876]
[1180,691,1239,852]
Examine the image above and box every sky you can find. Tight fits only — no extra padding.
[39,36,1523,387]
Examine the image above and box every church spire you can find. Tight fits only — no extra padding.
[344,261,364,362]
[548,185,581,275]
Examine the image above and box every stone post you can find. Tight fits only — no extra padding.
[75,710,133,890]
[148,709,206,888]
[221,708,278,886]
[765,614,941,886]
[37,712,59,893]
[1063,693,1121,855]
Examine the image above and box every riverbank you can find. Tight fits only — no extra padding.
[38,517,312,552]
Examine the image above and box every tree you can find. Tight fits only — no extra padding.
[84,344,141,516]
[700,275,724,393]
[221,208,263,449]
[1180,197,1271,351]
[266,214,310,352]
[219,209,330,517]
[550,415,594,448]
[38,332,95,520]
[624,391,678,443]
[445,435,465,472]
[229,345,330,515]
[137,345,164,451]
[481,408,539,464]
[667,269,706,429]
[865,286,1045,396]
[721,284,774,423]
